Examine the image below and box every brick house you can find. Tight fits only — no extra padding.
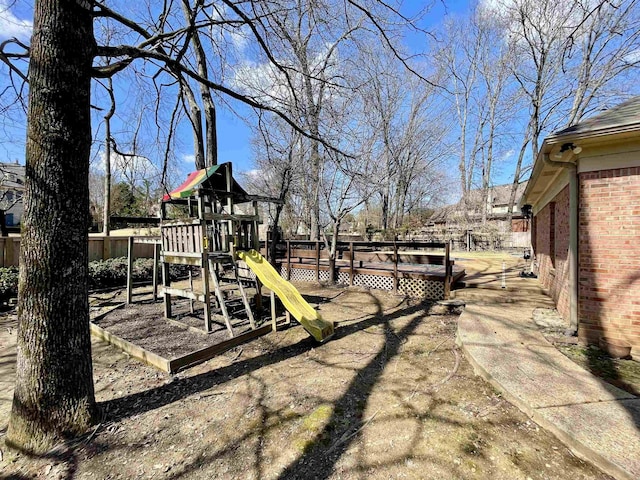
[521,97,640,359]
[0,162,25,228]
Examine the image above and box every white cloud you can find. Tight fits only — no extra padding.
[499,148,515,162]
[624,48,640,64]
[181,153,195,164]
[0,1,32,41]
[477,0,596,46]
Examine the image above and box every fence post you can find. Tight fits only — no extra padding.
[315,241,320,283]
[126,236,134,304]
[444,241,451,300]
[286,240,291,281]
[349,242,354,286]
[152,241,160,301]
[393,240,398,293]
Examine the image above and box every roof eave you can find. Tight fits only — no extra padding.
[522,123,640,207]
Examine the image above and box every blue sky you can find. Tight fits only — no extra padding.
[0,0,473,181]
[188,0,474,176]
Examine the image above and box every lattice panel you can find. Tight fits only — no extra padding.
[336,272,350,286]
[289,268,316,282]
[353,273,394,291]
[398,278,444,300]
[318,270,329,282]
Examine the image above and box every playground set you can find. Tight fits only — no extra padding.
[91,163,334,372]
[90,162,462,373]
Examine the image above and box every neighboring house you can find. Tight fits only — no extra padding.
[429,182,529,232]
[0,162,25,228]
[521,97,640,358]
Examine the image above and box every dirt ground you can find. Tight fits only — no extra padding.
[1,282,610,479]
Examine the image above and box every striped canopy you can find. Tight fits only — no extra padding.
[162,162,249,202]
[162,165,220,201]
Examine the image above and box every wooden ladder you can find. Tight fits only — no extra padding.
[208,256,256,338]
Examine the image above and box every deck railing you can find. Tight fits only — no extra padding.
[260,240,452,298]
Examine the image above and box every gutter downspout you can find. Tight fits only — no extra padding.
[542,153,579,336]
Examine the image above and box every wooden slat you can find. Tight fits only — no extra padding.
[90,322,171,373]
[195,224,202,253]
[167,324,272,373]
[201,213,260,222]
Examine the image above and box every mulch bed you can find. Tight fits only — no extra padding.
[93,298,259,359]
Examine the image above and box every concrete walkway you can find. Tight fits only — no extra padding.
[453,254,640,480]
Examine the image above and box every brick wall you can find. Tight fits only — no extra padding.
[579,167,640,349]
[534,186,571,320]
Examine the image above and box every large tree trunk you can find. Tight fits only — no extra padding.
[181,79,205,170]
[6,0,97,453]
[180,0,217,166]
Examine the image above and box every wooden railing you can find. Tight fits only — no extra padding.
[261,240,452,297]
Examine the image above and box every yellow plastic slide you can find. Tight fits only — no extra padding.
[237,249,334,342]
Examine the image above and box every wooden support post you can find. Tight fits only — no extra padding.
[188,269,195,314]
[286,240,291,281]
[210,258,234,338]
[252,201,260,251]
[152,242,160,301]
[225,164,234,252]
[270,290,277,332]
[201,255,212,332]
[349,242,354,286]
[444,241,451,300]
[126,236,134,304]
[315,241,320,283]
[201,229,212,332]
[393,240,398,293]
[162,261,172,318]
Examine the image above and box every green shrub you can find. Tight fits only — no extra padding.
[88,257,191,289]
[0,257,193,304]
[0,266,18,304]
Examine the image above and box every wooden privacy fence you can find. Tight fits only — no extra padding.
[0,235,156,267]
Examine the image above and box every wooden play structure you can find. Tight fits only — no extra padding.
[159,162,334,343]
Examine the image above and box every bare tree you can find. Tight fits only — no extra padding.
[435,17,483,212]
[0,0,434,452]
[498,0,640,219]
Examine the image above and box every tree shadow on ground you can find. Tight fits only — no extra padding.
[102,297,420,424]
[96,298,447,479]
[275,305,428,479]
